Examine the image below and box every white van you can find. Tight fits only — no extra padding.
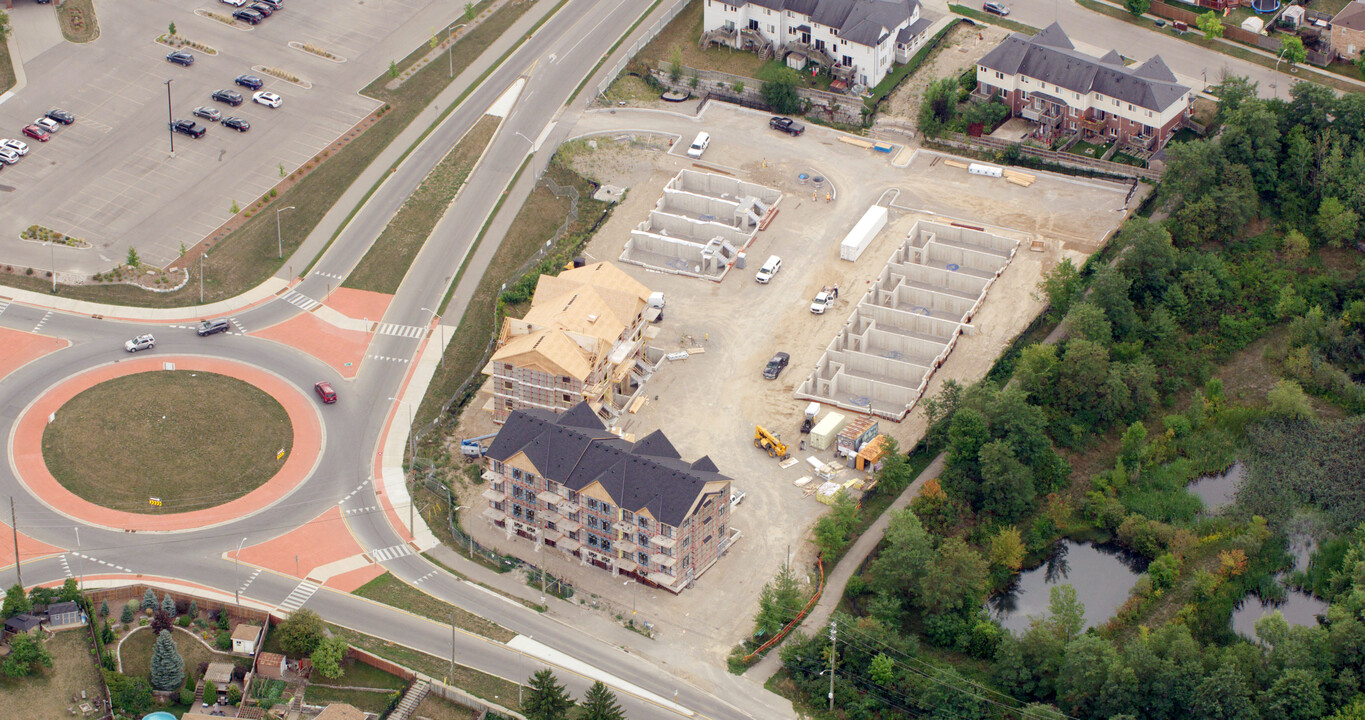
[686,131,710,159]
[755,255,781,283]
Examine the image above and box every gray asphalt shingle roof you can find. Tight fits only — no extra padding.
[730,0,919,47]
[486,404,729,526]
[978,23,1189,112]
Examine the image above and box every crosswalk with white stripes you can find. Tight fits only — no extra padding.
[238,568,261,595]
[375,322,428,339]
[0,299,10,317]
[280,289,320,311]
[276,580,319,614]
[368,544,415,562]
[311,271,344,281]
[59,555,72,578]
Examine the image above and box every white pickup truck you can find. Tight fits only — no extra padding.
[810,289,834,314]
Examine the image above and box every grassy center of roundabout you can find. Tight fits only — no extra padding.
[42,370,293,514]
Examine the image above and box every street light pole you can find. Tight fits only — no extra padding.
[276,206,296,259]
[390,397,416,534]
[447,23,466,79]
[199,253,207,304]
[48,240,55,292]
[234,537,246,605]
[165,79,175,156]
[74,526,81,591]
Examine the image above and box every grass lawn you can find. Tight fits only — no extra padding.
[635,0,769,79]
[0,630,103,719]
[352,572,516,643]
[56,0,99,43]
[42,371,291,514]
[1168,127,1203,145]
[305,685,399,713]
[414,694,480,720]
[344,114,501,294]
[328,657,409,690]
[0,0,536,307]
[0,32,15,94]
[1309,0,1352,15]
[328,625,522,711]
[1110,151,1149,167]
[118,626,244,684]
[1067,140,1110,158]
[414,159,605,429]
[947,4,1040,35]
[600,74,661,105]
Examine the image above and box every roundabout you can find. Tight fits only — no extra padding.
[11,356,323,532]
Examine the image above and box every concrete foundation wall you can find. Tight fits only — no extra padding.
[859,303,961,341]
[660,190,747,225]
[644,211,751,246]
[878,284,977,321]
[925,243,1007,274]
[667,169,783,206]
[858,325,948,364]
[826,348,932,384]
[885,261,991,297]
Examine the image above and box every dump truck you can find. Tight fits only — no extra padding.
[754,425,790,460]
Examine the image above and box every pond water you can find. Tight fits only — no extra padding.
[1231,534,1328,638]
[988,540,1150,634]
[1188,461,1244,512]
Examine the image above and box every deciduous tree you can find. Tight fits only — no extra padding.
[277,608,326,656]
[310,636,349,679]
[1,633,53,677]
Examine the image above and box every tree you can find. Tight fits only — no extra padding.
[389,59,399,79]
[579,681,626,720]
[277,608,326,656]
[310,636,349,679]
[979,440,1035,521]
[1279,35,1306,69]
[1190,664,1257,720]
[3,583,31,618]
[989,526,1026,572]
[0,12,10,44]
[99,600,109,618]
[918,537,989,615]
[1063,302,1113,346]
[1282,229,1311,262]
[1196,12,1224,39]
[126,246,141,269]
[169,22,177,37]
[868,653,897,687]
[813,493,859,557]
[869,509,933,598]
[523,669,575,720]
[667,46,682,83]
[120,603,134,624]
[1058,635,1116,717]
[1036,257,1083,318]
[465,2,476,21]
[1046,585,1086,645]
[1356,53,1365,81]
[1,633,53,677]
[140,588,157,612]
[59,578,80,602]
[755,563,807,637]
[151,609,173,635]
[101,619,114,645]
[759,65,802,115]
[161,593,176,618]
[188,600,198,619]
[1148,552,1179,590]
[918,77,960,138]
[1316,196,1359,248]
[149,630,185,691]
[1124,0,1150,15]
[1267,379,1315,420]
[1264,668,1326,720]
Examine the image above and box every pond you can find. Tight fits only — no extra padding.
[988,540,1150,634]
[1188,461,1244,512]
[1231,534,1328,638]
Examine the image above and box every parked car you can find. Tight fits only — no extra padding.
[124,334,156,352]
[220,0,246,6]
[769,116,805,136]
[755,254,782,284]
[252,91,282,108]
[171,119,207,138]
[212,89,245,106]
[234,74,264,90]
[22,125,49,142]
[166,50,195,67]
[248,3,274,16]
[314,381,337,404]
[233,8,264,24]
[35,117,60,135]
[763,352,790,380]
[0,148,19,166]
[983,2,1010,15]
[221,117,251,132]
[257,0,283,8]
[193,106,223,121]
[197,318,231,336]
[1,138,29,156]
[686,131,710,159]
[44,109,75,125]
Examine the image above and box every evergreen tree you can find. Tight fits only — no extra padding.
[99,600,109,618]
[579,681,626,720]
[161,593,176,618]
[523,669,575,720]
[120,603,135,624]
[149,629,185,691]
[140,588,157,612]
[188,600,198,619]
[101,619,114,645]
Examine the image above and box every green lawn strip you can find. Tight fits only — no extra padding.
[56,0,99,43]
[0,34,15,94]
[304,685,398,713]
[0,0,535,307]
[327,624,522,711]
[419,551,545,611]
[1074,0,1364,93]
[947,5,1039,35]
[414,694,481,720]
[42,371,291,514]
[352,571,517,642]
[329,657,409,689]
[344,115,502,293]
[118,626,246,683]
[0,630,103,720]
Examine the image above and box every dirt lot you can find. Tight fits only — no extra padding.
[452,101,1132,668]
[881,23,1010,121]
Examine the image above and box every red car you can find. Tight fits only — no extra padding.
[314,381,337,404]
[22,124,49,142]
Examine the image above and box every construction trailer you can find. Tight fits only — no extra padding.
[839,205,889,262]
[809,411,848,450]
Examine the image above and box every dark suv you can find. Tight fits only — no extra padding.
[212,89,244,106]
[172,120,207,138]
[197,318,231,336]
[234,75,264,90]
[248,2,273,16]
[763,352,790,380]
[233,8,264,24]
[166,51,195,67]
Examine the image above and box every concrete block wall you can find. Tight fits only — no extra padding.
[649,68,865,126]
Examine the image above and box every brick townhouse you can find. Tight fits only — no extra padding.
[975,23,1194,152]
[480,404,737,595]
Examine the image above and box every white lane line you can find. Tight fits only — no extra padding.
[33,310,52,333]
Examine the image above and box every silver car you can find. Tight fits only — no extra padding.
[193,106,222,122]
[124,334,156,352]
[1,138,29,156]
[0,148,19,165]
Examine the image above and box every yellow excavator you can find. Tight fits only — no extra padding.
[754,425,790,460]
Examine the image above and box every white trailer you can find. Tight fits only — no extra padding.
[839,205,889,262]
[968,163,1004,177]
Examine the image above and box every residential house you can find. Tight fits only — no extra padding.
[45,601,82,627]
[1332,1,1365,60]
[481,403,737,595]
[231,623,262,655]
[701,0,928,89]
[482,262,656,424]
[975,23,1194,151]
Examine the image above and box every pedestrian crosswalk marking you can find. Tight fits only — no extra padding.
[368,544,414,562]
[280,289,320,311]
[375,322,427,339]
[276,580,320,614]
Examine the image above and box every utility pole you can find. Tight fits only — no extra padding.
[74,526,81,591]
[233,537,246,605]
[11,498,21,586]
[276,205,296,259]
[199,253,207,303]
[828,621,837,712]
[49,240,56,292]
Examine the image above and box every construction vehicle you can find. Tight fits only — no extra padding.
[754,425,790,460]
[460,433,498,461]
[800,402,820,434]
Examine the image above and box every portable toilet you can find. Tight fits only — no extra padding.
[809,412,848,450]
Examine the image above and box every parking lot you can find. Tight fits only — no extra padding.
[0,0,447,273]
[453,102,1135,666]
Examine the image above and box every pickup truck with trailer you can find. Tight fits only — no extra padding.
[769,116,805,136]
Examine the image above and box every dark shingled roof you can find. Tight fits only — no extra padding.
[4,614,41,633]
[1334,1,1365,31]
[486,404,730,526]
[730,0,919,47]
[978,23,1189,112]
[896,16,933,45]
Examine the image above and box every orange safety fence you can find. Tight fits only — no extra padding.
[743,554,826,663]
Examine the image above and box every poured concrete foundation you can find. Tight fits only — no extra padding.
[620,170,781,281]
[795,221,1019,420]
